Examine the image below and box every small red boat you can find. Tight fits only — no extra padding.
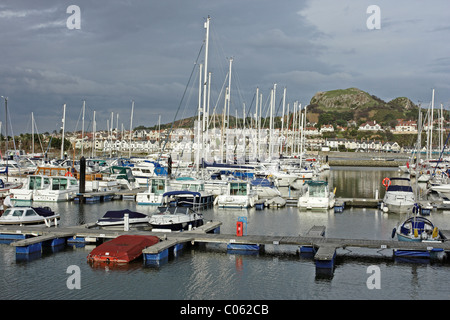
[87,235,160,263]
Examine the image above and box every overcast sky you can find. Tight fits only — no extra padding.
[1,0,449,135]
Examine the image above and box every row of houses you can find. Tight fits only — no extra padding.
[305,120,419,135]
[308,138,402,152]
[69,127,403,154]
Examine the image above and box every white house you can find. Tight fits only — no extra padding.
[395,120,417,133]
[358,120,383,131]
[304,127,320,136]
[320,124,334,133]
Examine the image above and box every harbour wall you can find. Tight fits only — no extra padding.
[328,159,405,167]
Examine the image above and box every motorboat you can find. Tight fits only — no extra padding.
[166,178,214,208]
[102,166,140,190]
[250,178,281,199]
[149,206,204,231]
[0,178,22,194]
[95,209,151,228]
[136,177,169,205]
[380,177,415,214]
[0,206,60,227]
[393,215,442,242]
[87,235,160,263]
[130,161,162,186]
[214,180,258,208]
[297,180,335,210]
[160,190,214,209]
[10,174,78,202]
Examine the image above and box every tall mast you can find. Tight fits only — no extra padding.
[202,17,210,166]
[129,100,134,159]
[269,87,274,159]
[430,88,435,158]
[92,110,96,158]
[255,87,259,160]
[196,63,202,171]
[31,112,34,155]
[281,87,286,154]
[60,104,66,159]
[81,100,85,157]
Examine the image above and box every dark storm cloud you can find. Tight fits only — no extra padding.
[0,0,449,134]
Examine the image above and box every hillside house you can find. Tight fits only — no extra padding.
[320,124,334,133]
[395,120,417,133]
[358,120,383,131]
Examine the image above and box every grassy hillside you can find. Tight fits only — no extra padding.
[308,87,419,127]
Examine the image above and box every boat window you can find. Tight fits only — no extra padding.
[70,179,78,186]
[12,210,24,217]
[25,209,37,216]
[3,209,12,216]
[60,178,68,190]
[151,179,165,194]
[30,176,42,190]
[310,185,326,197]
[230,183,247,195]
[52,178,59,190]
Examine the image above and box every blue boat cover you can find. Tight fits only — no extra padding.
[32,207,56,217]
[101,209,148,219]
[162,191,201,198]
[250,178,273,187]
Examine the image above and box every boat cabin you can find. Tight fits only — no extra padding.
[229,182,250,196]
[304,181,329,198]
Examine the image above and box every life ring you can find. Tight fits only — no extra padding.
[382,177,391,188]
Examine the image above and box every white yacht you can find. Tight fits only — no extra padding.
[297,180,335,210]
[214,180,258,208]
[10,175,78,202]
[380,177,415,214]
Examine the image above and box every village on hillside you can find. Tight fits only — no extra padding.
[10,115,445,160]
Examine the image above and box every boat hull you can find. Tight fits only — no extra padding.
[150,217,204,231]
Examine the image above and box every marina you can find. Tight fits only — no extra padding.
[2,158,450,300]
[3,217,450,273]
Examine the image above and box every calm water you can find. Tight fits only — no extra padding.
[2,166,450,302]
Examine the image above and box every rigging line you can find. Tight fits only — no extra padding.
[31,116,44,153]
[244,92,256,128]
[159,42,205,159]
[208,71,228,129]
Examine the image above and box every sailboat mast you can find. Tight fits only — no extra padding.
[81,100,85,157]
[92,110,96,158]
[281,87,286,155]
[60,104,66,159]
[31,112,34,155]
[255,87,259,160]
[196,63,202,171]
[201,16,210,169]
[129,100,134,159]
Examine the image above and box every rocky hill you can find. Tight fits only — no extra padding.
[307,87,418,126]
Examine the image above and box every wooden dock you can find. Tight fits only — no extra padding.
[75,187,147,203]
[2,222,450,274]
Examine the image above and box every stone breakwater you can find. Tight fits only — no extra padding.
[328,159,405,167]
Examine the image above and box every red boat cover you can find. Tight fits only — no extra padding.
[87,235,160,263]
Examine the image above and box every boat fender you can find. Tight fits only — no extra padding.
[382,206,389,213]
[432,227,439,239]
[391,228,396,239]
